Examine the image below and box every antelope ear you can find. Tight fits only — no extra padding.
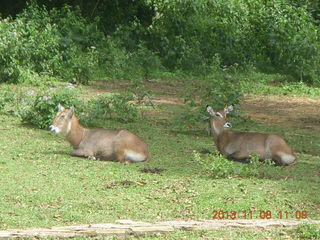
[67,106,75,118]
[224,105,233,114]
[206,105,215,116]
[57,104,65,112]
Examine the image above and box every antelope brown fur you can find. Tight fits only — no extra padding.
[206,105,297,166]
[49,104,150,163]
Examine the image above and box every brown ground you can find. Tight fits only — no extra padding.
[89,80,320,132]
[242,94,320,132]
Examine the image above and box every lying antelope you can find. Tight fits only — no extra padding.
[49,104,150,163]
[206,105,297,166]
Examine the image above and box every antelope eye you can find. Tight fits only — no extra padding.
[60,115,65,118]
[215,113,222,118]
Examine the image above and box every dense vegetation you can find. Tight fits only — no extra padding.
[0,0,319,128]
[0,0,319,85]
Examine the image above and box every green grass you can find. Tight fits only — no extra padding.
[240,77,320,98]
[0,82,319,240]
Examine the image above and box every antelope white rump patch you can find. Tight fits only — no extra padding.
[124,150,146,162]
[279,152,296,165]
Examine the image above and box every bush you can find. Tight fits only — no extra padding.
[4,85,141,129]
[0,14,61,83]
[1,0,319,85]
[0,2,102,85]
[171,72,243,130]
[85,93,139,123]
[20,85,79,129]
[99,37,164,81]
[148,0,320,83]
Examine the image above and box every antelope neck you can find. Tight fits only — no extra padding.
[210,120,224,137]
[66,116,86,148]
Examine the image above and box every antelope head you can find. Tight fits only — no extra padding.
[49,104,75,134]
[206,105,233,135]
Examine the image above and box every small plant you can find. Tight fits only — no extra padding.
[20,86,80,129]
[239,154,277,178]
[193,151,282,179]
[1,88,36,118]
[193,150,236,178]
[296,223,320,239]
[127,80,156,118]
[86,93,139,123]
[0,96,6,111]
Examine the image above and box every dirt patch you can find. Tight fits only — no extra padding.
[103,180,147,189]
[139,167,165,174]
[88,80,320,131]
[90,79,183,96]
[241,95,320,132]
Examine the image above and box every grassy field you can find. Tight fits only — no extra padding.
[0,81,319,239]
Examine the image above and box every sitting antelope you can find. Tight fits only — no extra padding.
[49,104,150,163]
[206,105,297,166]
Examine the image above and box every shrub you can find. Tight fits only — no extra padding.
[0,14,61,83]
[171,73,243,130]
[85,93,139,123]
[0,2,103,85]
[98,37,131,80]
[99,37,164,81]
[127,43,164,80]
[148,0,320,83]
[7,86,141,129]
[20,85,79,129]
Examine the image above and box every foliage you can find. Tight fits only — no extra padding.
[1,85,143,129]
[0,95,6,111]
[0,2,102,84]
[192,151,281,179]
[200,77,243,110]
[19,85,79,129]
[171,73,243,130]
[1,0,319,85]
[0,87,37,118]
[84,93,139,124]
[99,37,164,81]
[193,151,236,178]
[148,0,320,83]
[0,13,61,83]
[296,223,320,239]
[238,71,320,97]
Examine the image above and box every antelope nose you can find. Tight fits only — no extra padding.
[224,122,232,128]
[49,125,54,132]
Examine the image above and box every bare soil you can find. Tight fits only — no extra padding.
[89,80,320,132]
[242,95,320,132]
